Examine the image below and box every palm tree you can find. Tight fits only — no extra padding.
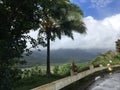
[37,0,86,76]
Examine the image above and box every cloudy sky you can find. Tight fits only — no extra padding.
[30,0,120,51]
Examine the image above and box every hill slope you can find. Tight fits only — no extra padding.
[24,48,108,66]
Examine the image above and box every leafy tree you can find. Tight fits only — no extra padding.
[0,0,43,89]
[37,0,86,76]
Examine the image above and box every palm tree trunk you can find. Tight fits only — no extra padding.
[46,30,51,77]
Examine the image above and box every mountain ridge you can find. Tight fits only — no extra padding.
[24,48,111,66]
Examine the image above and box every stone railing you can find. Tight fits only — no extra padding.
[32,65,120,90]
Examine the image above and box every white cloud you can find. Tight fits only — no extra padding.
[28,14,120,50]
[50,14,120,50]
[91,0,113,8]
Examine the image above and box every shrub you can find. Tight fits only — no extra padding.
[58,64,71,77]
[53,65,59,75]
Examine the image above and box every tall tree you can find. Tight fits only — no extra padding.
[37,0,86,76]
[0,0,42,89]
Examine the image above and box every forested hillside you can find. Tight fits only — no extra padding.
[23,48,110,66]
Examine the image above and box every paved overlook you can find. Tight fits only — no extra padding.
[87,72,120,90]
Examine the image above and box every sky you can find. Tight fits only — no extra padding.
[70,0,120,19]
[29,0,120,51]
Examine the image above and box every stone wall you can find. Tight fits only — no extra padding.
[32,65,120,90]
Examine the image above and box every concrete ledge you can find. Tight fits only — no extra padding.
[32,65,120,90]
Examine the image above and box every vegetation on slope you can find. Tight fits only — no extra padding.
[15,50,120,90]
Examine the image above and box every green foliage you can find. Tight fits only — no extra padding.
[0,67,21,90]
[20,65,46,79]
[53,65,59,75]
[91,56,109,67]
[90,50,120,67]
[53,64,71,76]
[0,0,43,89]
[15,65,62,90]
[77,63,90,72]
[53,63,95,77]
[15,75,61,90]
[114,53,120,59]
[37,0,86,42]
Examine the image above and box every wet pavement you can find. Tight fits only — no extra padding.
[87,73,120,90]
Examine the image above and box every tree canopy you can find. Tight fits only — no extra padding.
[0,0,42,89]
[38,0,86,41]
